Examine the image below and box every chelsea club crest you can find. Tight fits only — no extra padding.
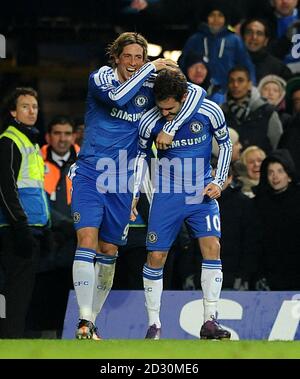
[134,95,148,107]
[147,232,158,243]
[190,121,203,134]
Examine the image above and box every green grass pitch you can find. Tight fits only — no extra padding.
[0,340,300,359]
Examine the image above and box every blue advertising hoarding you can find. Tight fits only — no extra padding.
[63,290,300,340]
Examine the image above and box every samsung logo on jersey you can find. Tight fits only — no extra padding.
[171,134,207,148]
[110,108,144,122]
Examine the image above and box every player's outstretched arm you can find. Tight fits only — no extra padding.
[89,63,154,107]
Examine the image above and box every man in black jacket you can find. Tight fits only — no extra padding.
[223,66,283,154]
[0,87,50,338]
[241,18,292,82]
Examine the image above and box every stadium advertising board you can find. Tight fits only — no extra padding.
[63,291,300,340]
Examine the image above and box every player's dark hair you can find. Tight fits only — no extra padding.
[154,69,188,102]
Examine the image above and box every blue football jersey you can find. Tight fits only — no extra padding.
[79,63,156,169]
[78,63,206,175]
[134,98,232,197]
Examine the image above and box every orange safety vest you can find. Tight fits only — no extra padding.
[41,144,79,205]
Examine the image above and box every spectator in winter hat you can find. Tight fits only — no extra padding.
[184,52,225,104]
[258,74,286,106]
[258,74,291,130]
[253,149,300,290]
[179,0,255,92]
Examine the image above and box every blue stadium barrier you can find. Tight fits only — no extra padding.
[63,290,300,340]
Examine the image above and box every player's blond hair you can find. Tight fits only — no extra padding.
[107,32,148,68]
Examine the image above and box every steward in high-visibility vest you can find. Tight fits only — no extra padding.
[0,125,49,227]
[0,86,51,339]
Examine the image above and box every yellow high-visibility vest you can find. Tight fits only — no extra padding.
[0,125,50,227]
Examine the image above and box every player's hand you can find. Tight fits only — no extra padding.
[152,58,178,72]
[202,183,221,199]
[130,197,139,221]
[156,131,173,150]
